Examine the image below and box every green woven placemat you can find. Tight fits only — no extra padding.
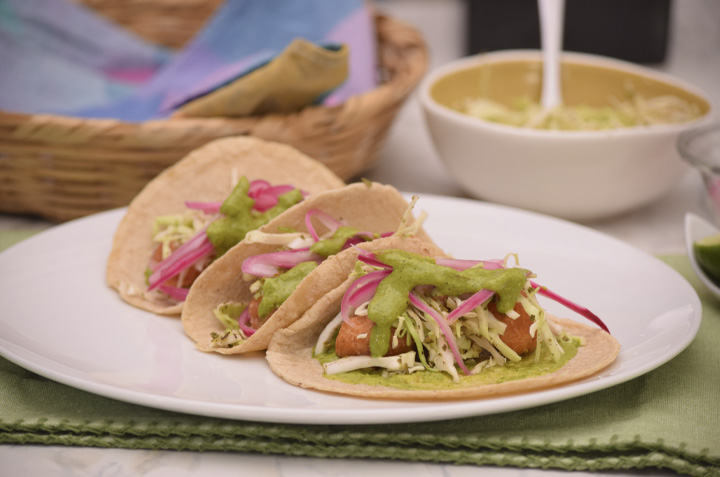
[0,231,718,476]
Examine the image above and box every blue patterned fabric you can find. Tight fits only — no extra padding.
[0,0,376,122]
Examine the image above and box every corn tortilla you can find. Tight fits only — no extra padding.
[266,254,621,399]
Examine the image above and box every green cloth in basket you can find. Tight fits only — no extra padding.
[0,231,718,476]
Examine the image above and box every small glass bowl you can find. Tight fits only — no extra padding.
[679,122,720,222]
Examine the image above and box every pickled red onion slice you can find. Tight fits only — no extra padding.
[157,284,189,301]
[149,225,210,272]
[340,270,391,324]
[530,280,610,333]
[248,179,271,196]
[251,193,278,212]
[185,201,222,214]
[241,248,324,277]
[253,184,297,212]
[446,289,495,324]
[346,231,379,243]
[248,180,297,212]
[148,237,214,292]
[265,184,295,196]
[342,236,368,250]
[409,292,470,375]
[237,307,256,337]
[305,209,345,241]
[356,250,391,269]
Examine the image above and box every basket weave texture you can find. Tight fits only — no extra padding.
[0,0,428,222]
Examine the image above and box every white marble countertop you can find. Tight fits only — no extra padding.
[1,1,719,476]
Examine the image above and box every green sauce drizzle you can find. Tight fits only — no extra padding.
[310,226,362,258]
[258,261,318,319]
[207,177,303,256]
[213,302,246,331]
[367,250,528,357]
[316,339,579,389]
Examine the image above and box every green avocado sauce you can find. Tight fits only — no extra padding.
[315,339,579,390]
[213,302,246,331]
[258,261,318,319]
[367,250,529,357]
[206,177,303,257]
[210,302,248,348]
[309,226,362,258]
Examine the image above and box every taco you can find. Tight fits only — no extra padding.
[181,183,440,354]
[106,136,345,315]
[266,244,621,399]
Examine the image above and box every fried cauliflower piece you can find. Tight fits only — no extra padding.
[488,301,538,355]
[335,315,413,357]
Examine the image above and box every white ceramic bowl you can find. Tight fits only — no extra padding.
[419,50,714,221]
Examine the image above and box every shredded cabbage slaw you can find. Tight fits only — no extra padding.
[460,89,702,131]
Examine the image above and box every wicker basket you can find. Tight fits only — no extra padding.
[0,0,428,222]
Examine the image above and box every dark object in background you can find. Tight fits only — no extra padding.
[467,0,672,64]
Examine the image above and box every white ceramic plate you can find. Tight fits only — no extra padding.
[0,195,701,425]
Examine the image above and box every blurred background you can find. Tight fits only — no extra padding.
[2,0,718,225]
[370,0,720,199]
[377,0,719,96]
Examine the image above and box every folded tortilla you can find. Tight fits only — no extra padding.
[106,136,345,316]
[266,247,621,400]
[181,183,442,354]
